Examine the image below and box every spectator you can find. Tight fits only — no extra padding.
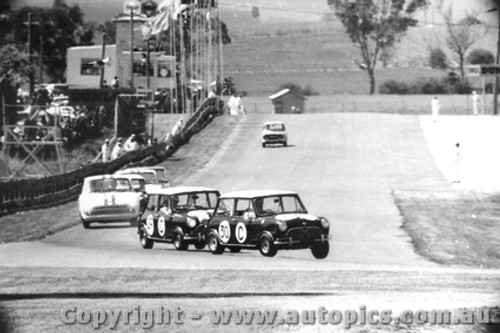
[111,138,125,160]
[112,76,120,89]
[431,96,441,123]
[124,133,137,152]
[471,91,479,116]
[101,138,111,163]
[171,119,184,137]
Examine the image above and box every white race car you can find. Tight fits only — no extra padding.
[78,174,142,228]
[261,121,287,147]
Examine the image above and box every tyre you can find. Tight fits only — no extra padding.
[173,232,188,251]
[229,247,241,253]
[82,220,90,229]
[139,229,154,249]
[208,233,224,254]
[311,242,329,259]
[283,141,287,147]
[262,143,266,148]
[258,235,277,257]
[194,241,206,250]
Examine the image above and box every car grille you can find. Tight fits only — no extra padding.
[264,135,283,140]
[91,205,131,215]
[285,227,323,241]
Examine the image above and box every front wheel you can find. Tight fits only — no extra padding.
[208,233,224,254]
[82,220,90,229]
[173,232,188,251]
[262,143,266,148]
[258,235,277,257]
[311,242,329,259]
[139,229,154,249]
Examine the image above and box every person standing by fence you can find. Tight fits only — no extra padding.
[431,96,441,123]
[471,91,479,116]
[101,138,111,163]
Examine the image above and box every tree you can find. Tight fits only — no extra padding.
[467,49,495,65]
[428,47,448,69]
[0,44,31,87]
[443,9,487,80]
[1,3,94,83]
[328,0,428,94]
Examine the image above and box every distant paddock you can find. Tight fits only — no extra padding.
[242,94,495,115]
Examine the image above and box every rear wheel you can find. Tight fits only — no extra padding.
[311,242,329,259]
[258,235,277,257]
[139,229,154,249]
[208,233,224,254]
[173,232,188,251]
[262,143,266,148]
[82,220,90,229]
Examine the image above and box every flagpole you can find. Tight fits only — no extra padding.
[99,33,106,88]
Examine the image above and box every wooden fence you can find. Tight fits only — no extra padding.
[0,98,223,217]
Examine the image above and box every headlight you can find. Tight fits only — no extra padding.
[278,220,287,232]
[187,217,197,228]
[320,217,330,229]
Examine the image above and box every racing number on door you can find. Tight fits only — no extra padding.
[236,222,247,243]
[218,220,230,243]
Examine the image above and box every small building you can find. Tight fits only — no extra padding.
[269,89,307,114]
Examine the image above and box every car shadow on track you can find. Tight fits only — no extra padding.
[263,144,296,149]
[84,224,135,230]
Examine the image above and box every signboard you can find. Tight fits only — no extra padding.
[123,0,141,15]
[466,65,500,77]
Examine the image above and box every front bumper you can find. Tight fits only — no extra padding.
[81,206,137,223]
[274,233,330,249]
[262,136,286,144]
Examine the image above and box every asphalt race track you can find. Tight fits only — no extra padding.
[0,113,459,269]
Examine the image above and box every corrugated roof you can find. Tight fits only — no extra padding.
[269,88,307,100]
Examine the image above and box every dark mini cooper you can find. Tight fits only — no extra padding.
[206,190,330,259]
[138,186,220,250]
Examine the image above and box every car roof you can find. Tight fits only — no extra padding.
[220,189,297,199]
[119,174,145,180]
[263,121,284,125]
[84,174,131,182]
[116,166,167,173]
[146,186,219,195]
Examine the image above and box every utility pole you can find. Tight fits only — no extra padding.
[493,2,500,115]
[130,10,135,88]
[24,12,39,101]
[99,33,106,88]
[39,36,43,84]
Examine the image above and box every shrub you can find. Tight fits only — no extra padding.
[379,80,410,94]
[467,49,495,65]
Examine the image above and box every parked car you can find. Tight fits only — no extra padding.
[138,186,220,250]
[206,190,330,259]
[78,175,143,229]
[262,121,287,147]
[115,166,171,189]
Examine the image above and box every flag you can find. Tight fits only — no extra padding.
[150,9,171,35]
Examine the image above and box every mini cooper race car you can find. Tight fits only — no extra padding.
[138,186,220,250]
[78,175,143,228]
[261,121,287,147]
[115,166,171,189]
[206,190,330,259]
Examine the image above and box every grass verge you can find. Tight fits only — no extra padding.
[394,190,500,268]
[0,115,240,244]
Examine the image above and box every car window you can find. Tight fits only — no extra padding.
[130,179,146,191]
[216,199,234,216]
[146,195,158,211]
[266,123,284,131]
[89,178,131,193]
[137,172,157,184]
[159,195,170,211]
[281,195,306,213]
[208,192,219,207]
[155,169,169,183]
[254,196,282,216]
[235,199,253,217]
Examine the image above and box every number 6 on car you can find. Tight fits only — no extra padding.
[206,190,331,259]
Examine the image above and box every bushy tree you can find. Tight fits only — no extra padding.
[0,44,31,87]
[428,47,448,69]
[1,2,94,82]
[329,0,428,94]
[467,48,495,65]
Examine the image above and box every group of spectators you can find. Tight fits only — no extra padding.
[101,133,145,162]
